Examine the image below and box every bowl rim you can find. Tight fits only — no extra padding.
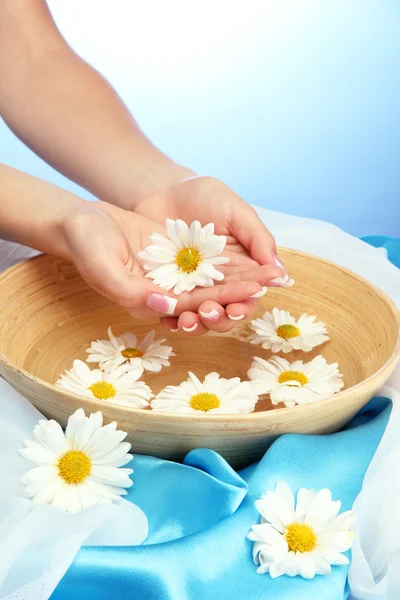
[0,249,399,423]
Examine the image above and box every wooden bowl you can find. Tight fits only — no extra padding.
[0,251,399,468]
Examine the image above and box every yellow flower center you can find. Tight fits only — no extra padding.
[89,381,116,400]
[190,392,220,412]
[276,324,301,339]
[285,522,317,553]
[176,247,201,273]
[278,370,308,386]
[121,347,144,359]
[58,450,91,484]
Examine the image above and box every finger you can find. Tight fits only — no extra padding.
[177,312,208,335]
[160,317,180,332]
[198,301,236,333]
[223,263,284,285]
[225,298,259,322]
[230,203,278,265]
[176,280,262,314]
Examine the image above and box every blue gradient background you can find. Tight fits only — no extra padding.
[0,0,399,236]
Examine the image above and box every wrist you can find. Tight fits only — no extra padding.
[48,198,94,261]
[102,153,196,211]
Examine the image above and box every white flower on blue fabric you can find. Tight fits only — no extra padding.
[19,409,135,513]
[139,219,229,295]
[248,308,329,353]
[248,481,355,579]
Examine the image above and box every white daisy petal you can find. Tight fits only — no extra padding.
[18,441,59,466]
[295,553,316,579]
[295,487,317,521]
[91,466,133,488]
[20,466,59,486]
[19,409,136,514]
[32,478,64,505]
[249,481,355,579]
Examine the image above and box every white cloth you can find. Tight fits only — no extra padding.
[0,381,148,600]
[0,208,399,599]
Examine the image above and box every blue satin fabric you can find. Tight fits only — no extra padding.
[52,237,399,600]
[52,400,390,600]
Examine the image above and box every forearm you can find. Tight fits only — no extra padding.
[0,0,193,209]
[0,162,85,257]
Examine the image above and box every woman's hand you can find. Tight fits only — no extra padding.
[61,202,284,328]
[133,175,291,333]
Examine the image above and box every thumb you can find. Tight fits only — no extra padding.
[230,202,288,270]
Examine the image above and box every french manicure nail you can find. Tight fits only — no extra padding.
[274,253,287,272]
[146,293,177,315]
[199,309,220,321]
[182,323,198,333]
[249,286,267,299]
[228,314,245,321]
[270,275,290,285]
[270,276,295,288]
[170,328,180,332]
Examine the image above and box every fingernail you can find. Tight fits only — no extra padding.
[182,323,198,333]
[228,314,245,321]
[146,293,177,315]
[270,276,295,288]
[249,286,267,299]
[270,275,290,285]
[170,328,180,332]
[199,309,220,321]
[274,253,287,272]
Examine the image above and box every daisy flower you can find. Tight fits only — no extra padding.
[248,355,343,407]
[19,408,134,513]
[248,481,355,579]
[56,360,153,408]
[86,327,175,373]
[151,371,259,414]
[138,219,229,295]
[249,308,329,353]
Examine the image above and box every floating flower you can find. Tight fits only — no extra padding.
[248,481,355,579]
[19,409,134,513]
[86,327,175,373]
[249,308,329,353]
[139,219,229,295]
[56,360,153,408]
[151,371,259,414]
[248,355,343,407]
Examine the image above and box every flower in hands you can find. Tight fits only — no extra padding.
[19,409,134,513]
[139,219,229,295]
[56,360,153,408]
[151,371,259,414]
[248,481,355,578]
[86,327,175,373]
[248,356,343,407]
[249,308,329,353]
